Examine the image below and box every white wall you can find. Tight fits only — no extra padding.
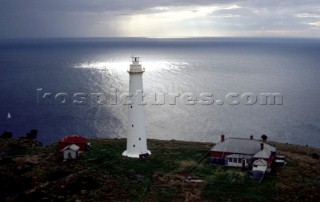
[63,149,77,160]
[226,158,248,167]
[252,164,267,172]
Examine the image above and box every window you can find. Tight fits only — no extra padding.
[228,158,232,162]
[139,138,141,140]
[233,158,237,163]
[133,145,135,147]
[132,124,134,127]
[238,159,242,163]
[131,106,132,108]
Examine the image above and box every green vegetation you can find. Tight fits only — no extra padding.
[188,155,278,202]
[0,138,319,201]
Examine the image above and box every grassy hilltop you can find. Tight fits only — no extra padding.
[0,138,320,201]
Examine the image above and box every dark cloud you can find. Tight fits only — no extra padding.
[1,0,241,13]
[0,0,319,38]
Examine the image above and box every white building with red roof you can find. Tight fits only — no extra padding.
[58,135,90,151]
[209,135,276,169]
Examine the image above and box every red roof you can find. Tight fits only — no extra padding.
[59,135,88,144]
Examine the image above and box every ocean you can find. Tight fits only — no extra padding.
[1,37,320,147]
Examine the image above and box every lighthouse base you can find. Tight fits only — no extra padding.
[122,150,151,158]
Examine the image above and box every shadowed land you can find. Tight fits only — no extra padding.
[0,138,319,201]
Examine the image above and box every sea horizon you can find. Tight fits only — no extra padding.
[1,37,320,147]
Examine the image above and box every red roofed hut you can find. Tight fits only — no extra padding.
[58,135,89,151]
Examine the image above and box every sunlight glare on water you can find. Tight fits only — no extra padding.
[2,38,320,147]
[73,59,189,74]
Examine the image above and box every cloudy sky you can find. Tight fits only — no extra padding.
[1,0,320,38]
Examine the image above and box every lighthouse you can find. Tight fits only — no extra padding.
[122,57,151,158]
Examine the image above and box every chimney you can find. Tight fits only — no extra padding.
[250,135,253,140]
[221,134,225,142]
[260,143,264,150]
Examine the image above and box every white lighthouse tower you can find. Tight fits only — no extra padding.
[122,57,151,158]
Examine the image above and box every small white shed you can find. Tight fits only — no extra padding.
[61,144,80,161]
[252,159,267,172]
